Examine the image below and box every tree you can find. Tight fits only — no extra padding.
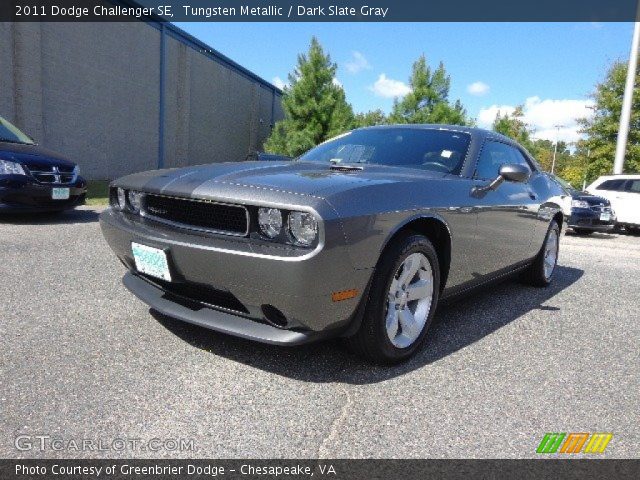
[578,60,640,182]
[492,106,535,152]
[353,109,387,128]
[264,37,354,157]
[389,56,470,125]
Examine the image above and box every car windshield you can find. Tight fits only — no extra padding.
[552,174,580,194]
[0,116,34,145]
[298,128,472,175]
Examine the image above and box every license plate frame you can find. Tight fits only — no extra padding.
[600,212,611,222]
[51,187,70,200]
[131,242,172,282]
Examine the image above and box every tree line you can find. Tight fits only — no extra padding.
[264,37,639,185]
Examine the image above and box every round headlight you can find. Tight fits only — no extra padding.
[288,211,318,246]
[117,188,127,211]
[258,207,283,238]
[128,191,143,213]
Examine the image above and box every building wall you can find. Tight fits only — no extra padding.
[0,21,283,179]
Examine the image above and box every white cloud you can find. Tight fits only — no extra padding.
[272,76,288,90]
[477,96,595,144]
[332,77,343,88]
[369,74,411,99]
[345,51,372,74]
[467,81,490,96]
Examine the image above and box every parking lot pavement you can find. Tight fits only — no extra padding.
[1,207,638,459]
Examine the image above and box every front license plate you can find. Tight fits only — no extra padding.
[131,243,172,281]
[600,213,611,222]
[51,187,70,200]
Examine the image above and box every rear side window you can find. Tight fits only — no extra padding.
[474,141,531,180]
[596,179,626,191]
[625,180,640,193]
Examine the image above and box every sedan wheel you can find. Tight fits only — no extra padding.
[385,253,434,348]
[522,220,560,287]
[543,228,559,280]
[347,233,440,364]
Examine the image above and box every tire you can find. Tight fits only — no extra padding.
[523,220,560,287]
[346,233,440,364]
[627,226,640,236]
[573,228,593,236]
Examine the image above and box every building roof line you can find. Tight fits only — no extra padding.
[111,0,284,95]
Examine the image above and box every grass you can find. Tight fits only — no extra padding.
[85,180,110,206]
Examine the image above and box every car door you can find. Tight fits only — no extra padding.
[471,140,539,277]
[616,179,640,225]
[590,179,628,222]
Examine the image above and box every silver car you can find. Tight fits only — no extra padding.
[100,125,564,363]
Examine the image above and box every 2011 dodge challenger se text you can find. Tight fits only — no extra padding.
[100,125,564,363]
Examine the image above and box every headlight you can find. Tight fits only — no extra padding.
[0,159,26,175]
[117,188,127,211]
[288,211,318,246]
[258,207,283,238]
[128,190,143,213]
[571,199,590,209]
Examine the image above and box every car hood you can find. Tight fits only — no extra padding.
[570,191,610,206]
[115,161,447,201]
[0,141,75,167]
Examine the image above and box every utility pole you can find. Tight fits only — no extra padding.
[613,7,640,174]
[551,124,564,174]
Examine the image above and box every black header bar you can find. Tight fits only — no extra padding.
[2,0,640,22]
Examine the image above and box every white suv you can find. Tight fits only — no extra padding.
[586,174,640,234]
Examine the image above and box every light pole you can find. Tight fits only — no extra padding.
[613,6,640,174]
[551,124,564,174]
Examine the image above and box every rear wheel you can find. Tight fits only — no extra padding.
[347,234,440,364]
[523,220,560,287]
[573,228,593,236]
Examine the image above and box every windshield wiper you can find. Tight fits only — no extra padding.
[329,162,364,171]
[0,137,29,145]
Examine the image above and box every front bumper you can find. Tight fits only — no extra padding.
[568,209,615,231]
[100,208,372,344]
[0,175,87,212]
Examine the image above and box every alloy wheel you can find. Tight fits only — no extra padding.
[385,252,434,348]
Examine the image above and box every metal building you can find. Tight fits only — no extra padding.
[0,19,284,180]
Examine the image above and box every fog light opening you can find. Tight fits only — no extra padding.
[261,305,288,328]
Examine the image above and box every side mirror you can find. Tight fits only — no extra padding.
[471,163,531,197]
[499,163,531,183]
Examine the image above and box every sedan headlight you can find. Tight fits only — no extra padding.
[0,159,26,175]
[571,199,590,209]
[288,211,318,246]
[116,187,127,211]
[127,190,143,213]
[258,207,283,238]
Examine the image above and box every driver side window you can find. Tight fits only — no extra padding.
[475,141,530,180]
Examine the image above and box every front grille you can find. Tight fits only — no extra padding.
[25,163,76,184]
[138,274,249,314]
[142,194,248,236]
[590,205,611,213]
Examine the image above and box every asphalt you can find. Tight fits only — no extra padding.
[1,207,638,459]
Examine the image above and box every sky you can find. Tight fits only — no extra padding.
[175,22,634,144]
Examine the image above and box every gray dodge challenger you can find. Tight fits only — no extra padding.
[100,125,564,363]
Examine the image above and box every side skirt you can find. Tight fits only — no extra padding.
[440,259,534,304]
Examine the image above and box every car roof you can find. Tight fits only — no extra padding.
[357,123,511,141]
[593,174,640,181]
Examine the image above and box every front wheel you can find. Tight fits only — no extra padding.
[347,234,440,364]
[522,220,560,287]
